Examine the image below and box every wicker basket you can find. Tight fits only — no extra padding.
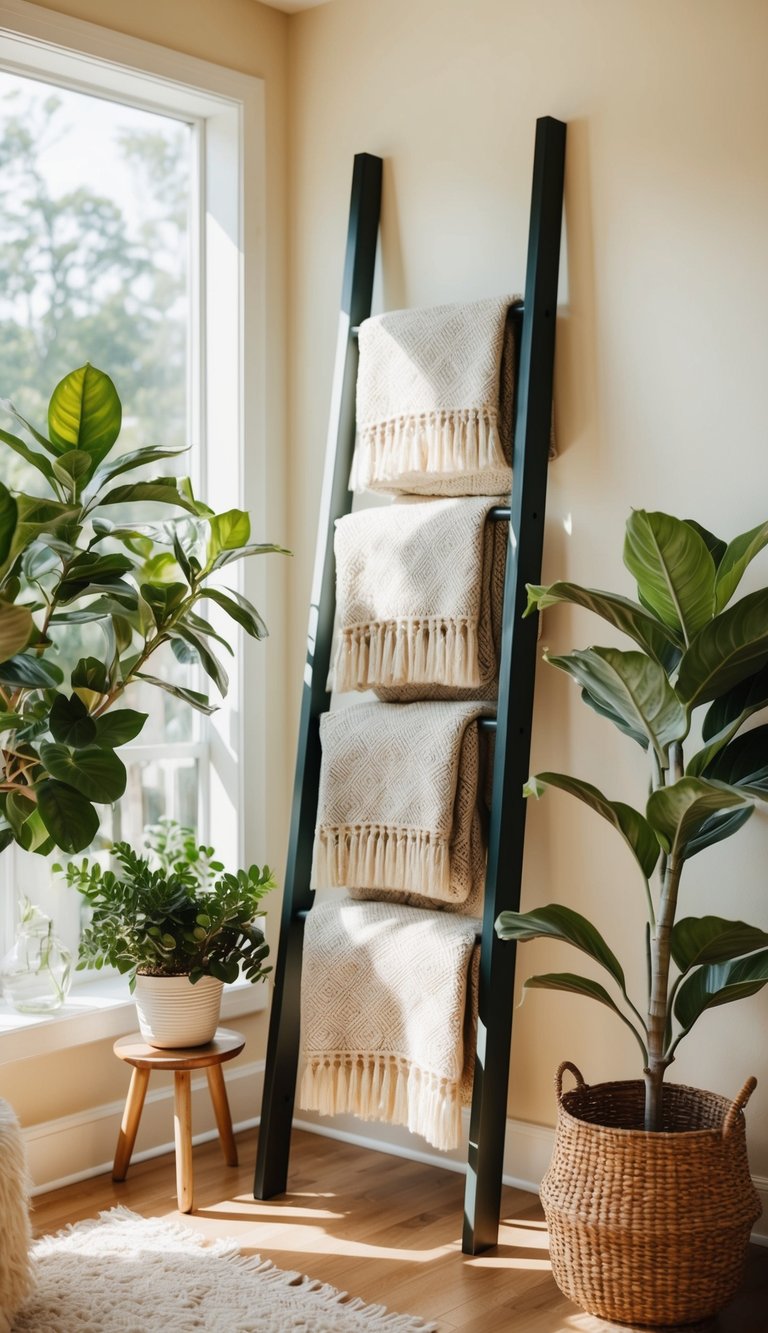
[540,1062,761,1327]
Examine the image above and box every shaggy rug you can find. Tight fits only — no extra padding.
[12,1207,436,1332]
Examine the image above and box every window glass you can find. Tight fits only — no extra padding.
[0,72,203,959]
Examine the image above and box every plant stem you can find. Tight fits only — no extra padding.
[644,851,682,1129]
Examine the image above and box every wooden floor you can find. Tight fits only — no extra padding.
[30,1127,768,1332]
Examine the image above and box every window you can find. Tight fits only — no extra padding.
[0,3,266,969]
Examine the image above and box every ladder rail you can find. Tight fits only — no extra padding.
[254,152,382,1200]
[462,115,566,1254]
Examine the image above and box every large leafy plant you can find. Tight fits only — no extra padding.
[497,510,768,1131]
[63,829,275,988]
[0,363,287,856]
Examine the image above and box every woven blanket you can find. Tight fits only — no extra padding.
[350,296,519,496]
[331,496,506,699]
[299,898,480,1151]
[311,701,491,906]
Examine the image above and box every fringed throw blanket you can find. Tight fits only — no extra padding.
[311,701,491,906]
[331,496,506,698]
[350,296,519,496]
[299,898,480,1151]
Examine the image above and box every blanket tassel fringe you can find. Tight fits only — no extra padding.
[334,616,481,692]
[312,826,451,898]
[300,1055,462,1153]
[351,407,508,490]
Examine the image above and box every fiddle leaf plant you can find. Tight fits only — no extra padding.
[0,363,288,857]
[496,510,768,1131]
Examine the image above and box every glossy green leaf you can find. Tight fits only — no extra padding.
[2,401,58,454]
[579,688,649,748]
[0,494,78,582]
[90,444,189,489]
[135,672,217,715]
[52,449,93,493]
[48,364,122,465]
[698,725,768,796]
[93,479,201,515]
[525,581,682,670]
[523,973,648,1058]
[0,603,33,663]
[0,712,22,731]
[71,657,110,694]
[0,483,17,571]
[684,519,727,567]
[173,625,229,695]
[49,693,97,747]
[140,582,187,624]
[39,742,127,803]
[36,779,99,853]
[524,772,659,879]
[0,427,55,482]
[676,589,768,709]
[673,950,768,1037]
[715,521,768,612]
[5,790,36,838]
[646,777,752,861]
[211,541,290,570]
[92,709,148,748]
[202,587,269,640]
[671,916,768,973]
[623,509,716,644]
[683,806,753,858]
[59,552,135,599]
[702,660,768,741]
[546,646,687,763]
[0,654,63,688]
[495,904,627,990]
[208,509,250,560]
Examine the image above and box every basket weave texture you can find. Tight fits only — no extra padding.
[540,1063,761,1327]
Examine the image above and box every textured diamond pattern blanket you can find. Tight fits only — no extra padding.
[299,898,480,1151]
[331,496,506,699]
[311,700,492,907]
[350,296,519,496]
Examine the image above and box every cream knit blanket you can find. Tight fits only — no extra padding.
[311,701,491,906]
[331,497,506,699]
[299,898,480,1151]
[350,296,519,496]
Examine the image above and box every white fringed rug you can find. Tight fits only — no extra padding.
[13,1207,436,1332]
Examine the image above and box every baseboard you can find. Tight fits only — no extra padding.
[23,1072,767,1246]
[24,1058,266,1196]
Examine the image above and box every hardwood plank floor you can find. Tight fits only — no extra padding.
[29,1127,768,1332]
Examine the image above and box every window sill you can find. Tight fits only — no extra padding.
[0,974,269,1065]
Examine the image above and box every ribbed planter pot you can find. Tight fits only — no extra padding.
[541,1062,761,1327]
[134,974,223,1049]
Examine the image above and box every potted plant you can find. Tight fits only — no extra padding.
[60,821,275,1047]
[497,509,768,1326]
[0,362,288,858]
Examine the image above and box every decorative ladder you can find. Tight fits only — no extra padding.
[254,117,566,1255]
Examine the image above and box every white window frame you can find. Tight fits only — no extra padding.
[0,0,268,1040]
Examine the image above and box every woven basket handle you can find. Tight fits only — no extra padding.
[555,1061,586,1104]
[722,1075,757,1140]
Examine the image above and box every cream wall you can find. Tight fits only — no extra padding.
[1,0,290,1155]
[287,0,768,1176]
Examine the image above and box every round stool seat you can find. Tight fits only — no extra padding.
[114,1028,245,1070]
[112,1026,245,1213]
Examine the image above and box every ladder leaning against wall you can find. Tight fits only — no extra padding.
[253,116,566,1255]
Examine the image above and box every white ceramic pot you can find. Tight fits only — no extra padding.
[134,974,224,1048]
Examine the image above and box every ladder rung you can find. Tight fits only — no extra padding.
[478,717,498,732]
[487,506,510,522]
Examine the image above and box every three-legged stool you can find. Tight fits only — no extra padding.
[112,1027,245,1212]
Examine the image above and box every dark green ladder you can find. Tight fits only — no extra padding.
[254,117,566,1255]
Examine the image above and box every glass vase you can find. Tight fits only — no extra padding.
[1,902,72,1013]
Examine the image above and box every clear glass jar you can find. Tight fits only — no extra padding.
[1,899,72,1013]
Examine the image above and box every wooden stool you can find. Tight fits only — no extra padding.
[112,1027,245,1213]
